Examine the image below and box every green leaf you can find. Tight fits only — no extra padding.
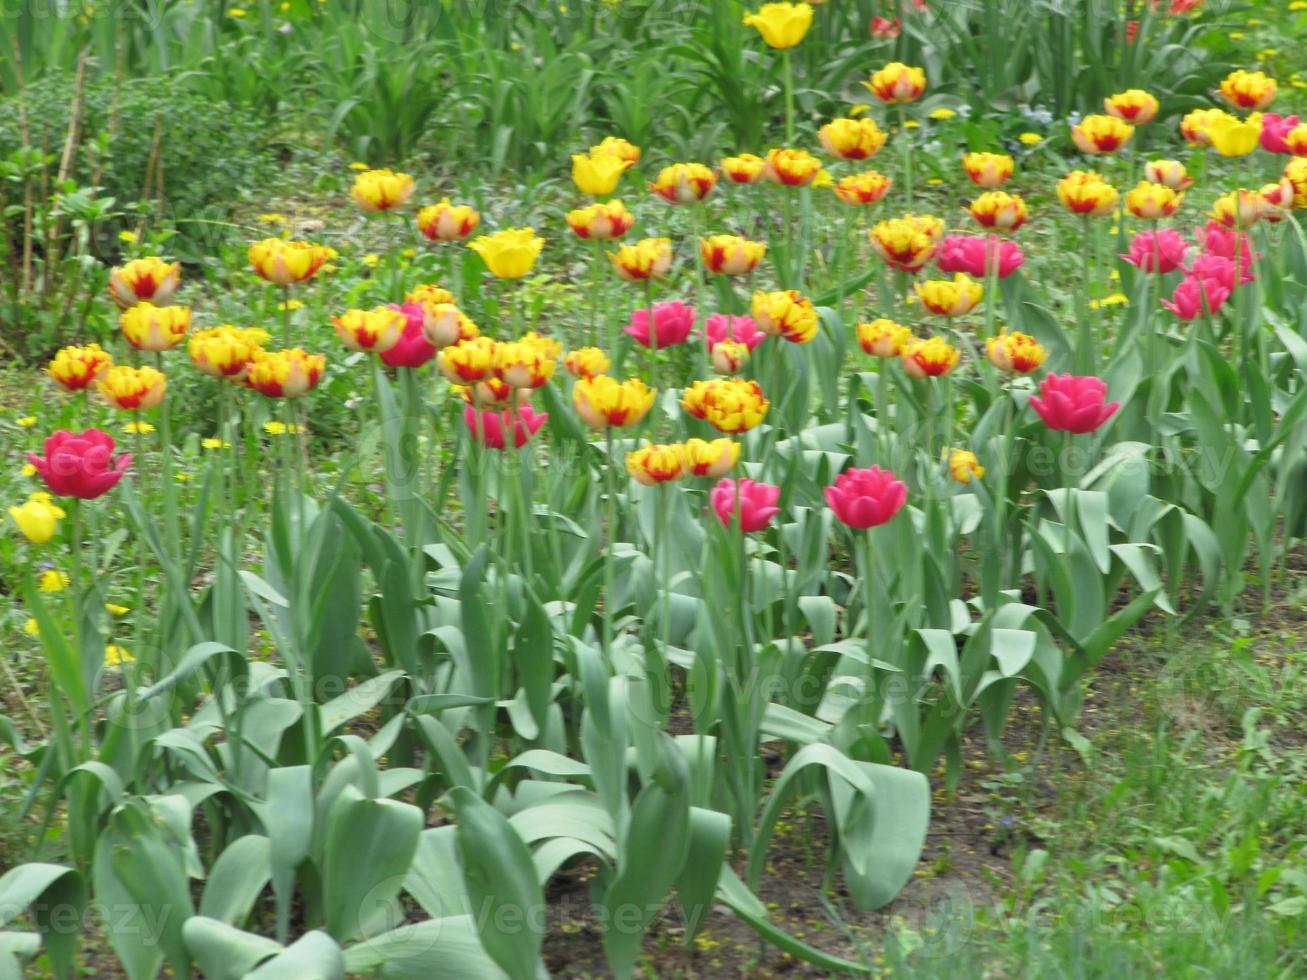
[183,917,284,980]
[200,835,272,926]
[340,917,510,979]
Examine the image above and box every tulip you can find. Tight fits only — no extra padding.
[463,404,547,450]
[1259,113,1301,154]
[700,235,767,275]
[704,313,765,351]
[1104,89,1159,124]
[573,375,656,428]
[609,237,673,281]
[1284,124,1307,157]
[681,378,770,434]
[564,347,611,379]
[1160,276,1230,320]
[1204,112,1262,157]
[1219,69,1276,111]
[417,198,480,241]
[762,147,823,187]
[833,171,892,205]
[869,16,902,40]
[1144,159,1194,191]
[818,118,888,160]
[1056,171,1119,217]
[710,478,780,532]
[119,302,191,352]
[968,191,1027,232]
[648,163,716,204]
[439,337,498,385]
[457,377,524,411]
[418,303,479,350]
[406,283,457,307]
[47,343,112,391]
[936,235,1024,279]
[1188,254,1253,291]
[751,290,818,343]
[97,365,166,411]
[1258,180,1294,222]
[1119,230,1187,274]
[985,329,1047,374]
[914,273,983,317]
[28,429,132,499]
[107,257,181,308]
[247,348,326,398]
[591,136,640,169]
[947,449,985,485]
[1210,189,1262,229]
[494,340,556,389]
[1286,158,1307,209]
[683,437,740,479]
[8,492,67,543]
[570,151,625,196]
[1200,220,1259,265]
[721,154,767,184]
[379,303,438,368]
[189,325,269,380]
[901,337,961,378]
[248,239,333,285]
[1028,374,1119,433]
[741,1,813,48]
[961,152,1013,189]
[1124,181,1183,220]
[105,645,134,668]
[332,306,405,353]
[468,227,544,279]
[825,465,907,528]
[351,168,414,212]
[625,301,696,349]
[625,443,687,486]
[566,199,635,240]
[710,340,750,375]
[863,62,926,104]
[1180,107,1224,146]
[868,215,939,272]
[1071,115,1134,154]
[856,318,913,358]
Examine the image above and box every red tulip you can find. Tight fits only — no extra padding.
[28,429,132,500]
[825,466,907,529]
[710,478,780,532]
[870,16,901,39]
[1119,229,1187,274]
[380,302,438,368]
[1028,374,1119,433]
[462,404,547,450]
[1161,275,1231,319]
[1260,113,1300,154]
[624,301,696,349]
[703,313,765,352]
[935,235,1025,279]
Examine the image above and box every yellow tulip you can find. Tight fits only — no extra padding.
[468,228,545,279]
[571,151,627,196]
[1204,112,1261,157]
[741,2,813,48]
[8,492,66,544]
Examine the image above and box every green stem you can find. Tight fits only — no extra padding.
[782,49,795,144]
[602,427,618,660]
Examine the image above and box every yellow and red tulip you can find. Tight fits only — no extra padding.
[567,199,635,240]
[683,437,740,478]
[564,347,611,379]
[833,171,892,205]
[648,163,717,204]
[626,442,688,485]
[901,337,961,378]
[248,239,333,285]
[985,329,1047,374]
[439,337,498,385]
[247,348,325,398]
[609,237,673,281]
[863,62,926,104]
[494,340,556,389]
[721,153,767,184]
[681,378,770,434]
[47,344,112,391]
[573,375,656,428]
[417,198,480,241]
[1104,89,1159,124]
[700,235,767,275]
[1219,69,1276,111]
[189,325,269,381]
[961,152,1013,189]
[1144,159,1194,191]
[119,302,191,352]
[968,191,1027,232]
[332,307,406,353]
[856,318,913,358]
[914,274,983,317]
[1071,115,1134,155]
[98,364,167,411]
[751,290,819,343]
[351,168,414,212]
[1056,171,1119,217]
[108,257,181,308]
[1124,181,1183,220]
[818,117,888,160]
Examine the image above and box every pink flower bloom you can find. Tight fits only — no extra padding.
[935,235,1025,279]
[710,478,781,532]
[1187,253,1253,290]
[1199,221,1259,267]
[624,300,696,349]
[1119,229,1187,274]
[1028,374,1119,434]
[703,313,765,351]
[1161,275,1231,319]
[870,15,901,38]
[1260,113,1300,154]
[28,429,132,499]
[462,404,547,450]
[824,466,908,529]
[380,302,438,368]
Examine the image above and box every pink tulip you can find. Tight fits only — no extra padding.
[935,235,1025,279]
[1160,275,1231,319]
[462,404,547,450]
[1028,374,1119,433]
[624,301,696,349]
[825,466,908,529]
[703,313,765,351]
[710,478,780,532]
[29,429,132,500]
[1187,253,1253,290]
[1260,113,1300,154]
[1119,229,1187,274]
[1199,221,1259,267]
[380,302,438,368]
